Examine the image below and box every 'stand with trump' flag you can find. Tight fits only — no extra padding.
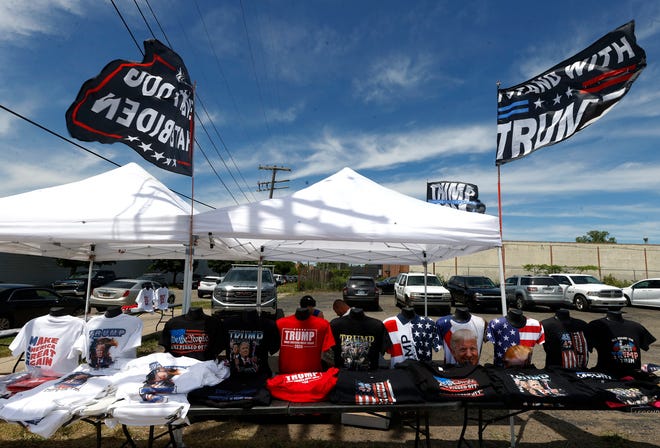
[496,21,645,165]
[66,39,194,176]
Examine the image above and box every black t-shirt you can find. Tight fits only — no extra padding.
[188,375,272,408]
[330,368,424,404]
[395,359,498,402]
[220,313,280,378]
[541,316,589,369]
[486,366,597,406]
[160,312,223,361]
[330,310,391,370]
[587,317,656,376]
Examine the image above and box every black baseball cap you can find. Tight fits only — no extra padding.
[300,295,316,307]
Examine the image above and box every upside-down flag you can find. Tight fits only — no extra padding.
[426,180,486,213]
[496,21,646,165]
[66,39,194,176]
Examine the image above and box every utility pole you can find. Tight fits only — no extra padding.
[258,165,291,198]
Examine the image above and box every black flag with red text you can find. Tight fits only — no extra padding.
[66,39,194,176]
[496,21,645,166]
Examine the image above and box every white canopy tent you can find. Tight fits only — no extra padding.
[0,163,223,314]
[0,163,195,260]
[193,168,505,314]
[194,167,501,264]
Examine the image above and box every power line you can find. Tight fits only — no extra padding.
[110,0,142,55]
[239,0,272,137]
[195,97,254,203]
[0,103,215,209]
[123,0,251,205]
[140,0,258,204]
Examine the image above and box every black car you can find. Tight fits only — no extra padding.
[0,284,85,330]
[342,276,379,310]
[445,275,503,310]
[376,276,397,295]
[51,269,116,297]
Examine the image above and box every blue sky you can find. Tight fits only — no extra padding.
[1,0,659,244]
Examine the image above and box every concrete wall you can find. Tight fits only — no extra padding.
[418,241,660,283]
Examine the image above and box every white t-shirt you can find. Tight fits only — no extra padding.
[107,353,229,426]
[436,314,486,365]
[112,352,229,402]
[0,371,113,422]
[77,313,143,372]
[9,314,85,376]
[135,287,155,312]
[155,286,170,311]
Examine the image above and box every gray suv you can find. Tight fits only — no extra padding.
[212,265,278,315]
[505,275,564,310]
[342,275,379,310]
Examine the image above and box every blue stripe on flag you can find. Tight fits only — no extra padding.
[498,107,528,119]
[498,99,528,112]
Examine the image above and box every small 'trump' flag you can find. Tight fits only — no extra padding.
[426,181,486,213]
[66,39,194,176]
[496,21,645,165]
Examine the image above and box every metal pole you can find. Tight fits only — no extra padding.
[84,244,96,320]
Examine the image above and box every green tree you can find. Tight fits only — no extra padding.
[271,261,296,276]
[576,230,617,243]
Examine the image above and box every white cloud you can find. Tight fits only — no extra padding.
[0,0,86,42]
[285,123,493,179]
[266,103,303,124]
[353,53,436,104]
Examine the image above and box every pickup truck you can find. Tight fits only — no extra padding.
[212,264,282,318]
[549,273,626,311]
[51,269,116,297]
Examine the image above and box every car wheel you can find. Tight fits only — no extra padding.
[0,316,12,330]
[197,291,204,298]
[624,295,632,306]
[515,295,526,310]
[574,295,589,311]
[95,306,107,312]
[466,298,477,311]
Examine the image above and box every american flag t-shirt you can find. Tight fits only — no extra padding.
[486,317,545,367]
[384,314,440,367]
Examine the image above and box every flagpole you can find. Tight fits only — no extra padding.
[496,81,515,447]
[496,81,508,316]
[183,82,197,314]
